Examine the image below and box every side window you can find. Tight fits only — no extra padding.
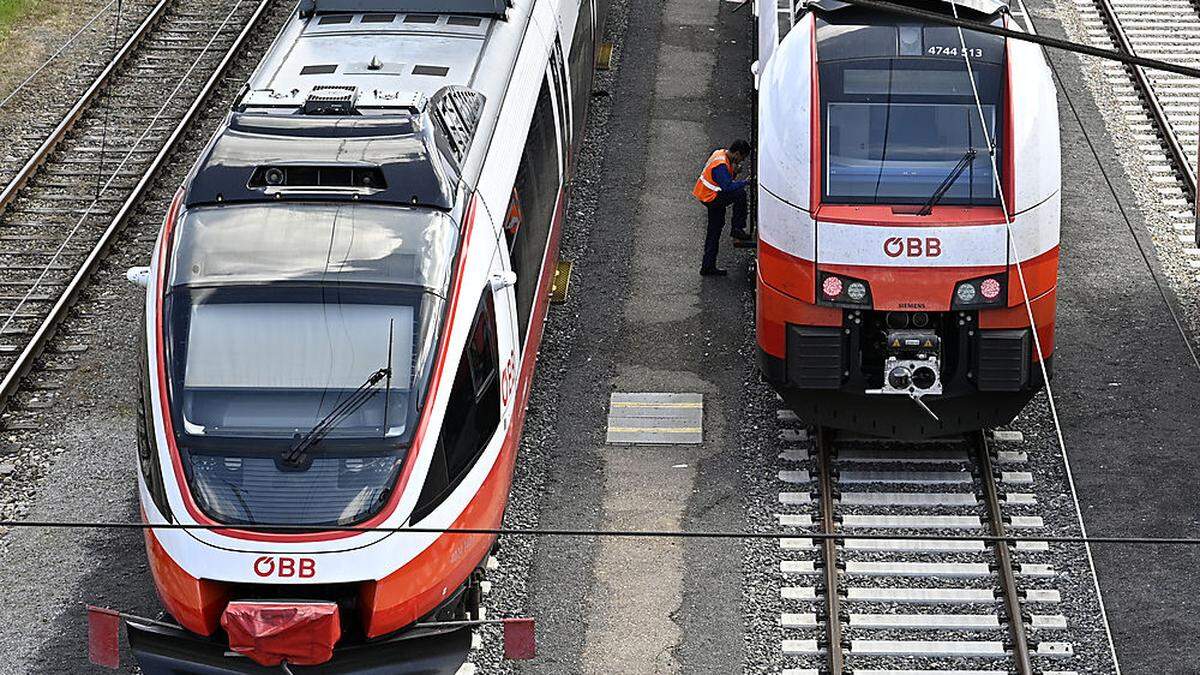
[568,0,596,143]
[504,187,523,252]
[509,78,562,343]
[465,295,499,400]
[549,37,571,169]
[412,291,500,522]
[137,313,171,520]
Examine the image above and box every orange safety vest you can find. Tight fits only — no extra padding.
[693,149,733,204]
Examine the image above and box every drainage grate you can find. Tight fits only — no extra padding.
[605,392,703,445]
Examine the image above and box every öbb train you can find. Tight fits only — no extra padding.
[125,0,608,670]
[753,0,1060,438]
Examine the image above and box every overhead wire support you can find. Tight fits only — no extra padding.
[96,0,125,199]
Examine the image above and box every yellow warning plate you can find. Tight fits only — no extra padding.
[597,43,614,71]
[550,260,573,304]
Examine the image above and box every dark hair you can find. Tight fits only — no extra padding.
[729,139,751,156]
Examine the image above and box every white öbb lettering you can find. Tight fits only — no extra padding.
[253,555,316,578]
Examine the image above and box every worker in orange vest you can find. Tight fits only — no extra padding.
[693,139,752,276]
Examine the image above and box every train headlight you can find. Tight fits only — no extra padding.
[818,272,872,308]
[955,282,977,304]
[951,274,1007,309]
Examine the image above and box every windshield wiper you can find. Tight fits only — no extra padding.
[280,367,390,469]
[918,149,977,216]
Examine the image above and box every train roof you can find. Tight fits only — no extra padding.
[240,4,495,112]
[809,0,1008,18]
[182,107,479,209]
[811,0,1007,64]
[299,0,509,17]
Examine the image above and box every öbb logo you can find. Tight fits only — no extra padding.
[884,237,942,258]
[253,555,316,578]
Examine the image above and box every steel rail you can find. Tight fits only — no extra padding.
[1088,0,1198,234]
[814,427,845,675]
[0,0,276,414]
[972,431,1034,675]
[0,0,173,218]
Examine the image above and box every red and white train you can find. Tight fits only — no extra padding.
[125,0,607,670]
[753,0,1060,438]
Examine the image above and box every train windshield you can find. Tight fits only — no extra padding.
[820,58,1004,205]
[163,202,457,526]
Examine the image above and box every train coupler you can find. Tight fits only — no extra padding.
[866,330,943,421]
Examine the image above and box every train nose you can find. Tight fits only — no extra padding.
[221,600,341,667]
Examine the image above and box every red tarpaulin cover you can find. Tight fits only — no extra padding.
[220,601,341,667]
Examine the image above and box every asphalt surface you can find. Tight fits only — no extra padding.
[513,0,754,672]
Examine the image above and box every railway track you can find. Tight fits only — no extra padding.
[0,0,278,418]
[0,0,157,188]
[1078,0,1200,246]
[777,420,1077,674]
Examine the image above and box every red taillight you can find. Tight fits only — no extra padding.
[980,277,1001,300]
[822,275,843,298]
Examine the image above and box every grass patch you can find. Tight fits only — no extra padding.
[0,0,40,40]
[0,0,83,92]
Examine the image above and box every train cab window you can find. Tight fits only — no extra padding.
[819,57,1004,205]
[446,291,500,476]
[163,202,458,527]
[412,290,500,521]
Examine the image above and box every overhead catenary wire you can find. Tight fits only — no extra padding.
[952,6,1123,669]
[949,3,1060,513]
[1048,25,1200,373]
[7,518,1200,546]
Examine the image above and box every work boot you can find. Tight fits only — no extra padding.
[700,267,728,277]
[730,229,752,241]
